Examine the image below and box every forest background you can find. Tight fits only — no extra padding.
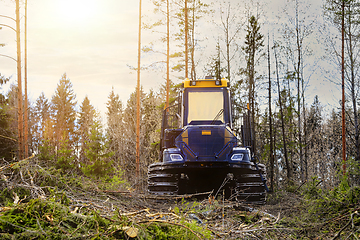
[0,0,359,193]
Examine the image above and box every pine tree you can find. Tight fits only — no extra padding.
[106,88,124,171]
[305,96,323,180]
[121,88,145,183]
[0,75,16,159]
[3,84,19,160]
[51,73,77,169]
[82,120,113,178]
[32,92,51,155]
[241,15,264,154]
[78,96,95,163]
[51,74,77,143]
[205,42,225,80]
[141,89,162,165]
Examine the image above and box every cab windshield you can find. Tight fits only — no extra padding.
[187,91,224,124]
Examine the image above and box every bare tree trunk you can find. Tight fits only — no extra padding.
[24,0,28,158]
[341,0,346,175]
[250,84,255,154]
[302,71,308,180]
[219,1,242,82]
[166,0,170,109]
[295,1,304,182]
[267,37,274,192]
[347,6,360,164]
[185,0,188,79]
[136,0,142,185]
[16,0,23,160]
[191,2,196,80]
[274,120,278,189]
[249,45,256,154]
[274,44,292,182]
[351,72,360,163]
[286,73,294,170]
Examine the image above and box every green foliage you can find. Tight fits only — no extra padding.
[0,199,114,239]
[142,220,212,240]
[0,187,30,207]
[100,170,127,191]
[0,80,16,159]
[55,138,75,171]
[37,139,54,161]
[140,200,213,240]
[163,199,213,238]
[0,188,13,206]
[82,121,114,178]
[178,198,199,214]
[234,212,261,224]
[51,74,77,141]
[144,223,183,239]
[243,15,264,55]
[205,42,226,80]
[78,96,96,161]
[301,177,322,199]
[32,92,52,158]
[0,193,211,240]
[35,166,83,191]
[302,176,360,221]
[344,157,360,185]
[0,74,10,86]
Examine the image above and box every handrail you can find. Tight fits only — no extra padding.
[215,140,237,159]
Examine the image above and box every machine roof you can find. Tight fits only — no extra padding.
[183,78,229,88]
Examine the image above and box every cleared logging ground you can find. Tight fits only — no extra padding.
[0,156,359,239]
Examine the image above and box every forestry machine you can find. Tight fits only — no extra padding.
[148,77,268,204]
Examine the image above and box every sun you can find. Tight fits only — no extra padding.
[56,0,98,25]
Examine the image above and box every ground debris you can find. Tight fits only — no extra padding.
[0,156,359,239]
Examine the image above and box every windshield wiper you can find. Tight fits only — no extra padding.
[211,109,224,125]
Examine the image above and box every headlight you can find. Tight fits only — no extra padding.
[170,154,183,161]
[231,153,244,161]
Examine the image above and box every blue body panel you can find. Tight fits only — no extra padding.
[175,125,236,161]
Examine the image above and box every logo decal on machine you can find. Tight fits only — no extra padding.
[202,130,211,135]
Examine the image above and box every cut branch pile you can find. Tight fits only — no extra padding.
[0,156,359,239]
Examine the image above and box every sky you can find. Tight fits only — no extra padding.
[0,0,159,120]
[0,0,341,122]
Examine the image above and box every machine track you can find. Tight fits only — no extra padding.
[148,163,178,195]
[234,163,267,204]
[148,162,267,204]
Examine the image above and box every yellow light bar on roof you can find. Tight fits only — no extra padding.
[183,78,229,88]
